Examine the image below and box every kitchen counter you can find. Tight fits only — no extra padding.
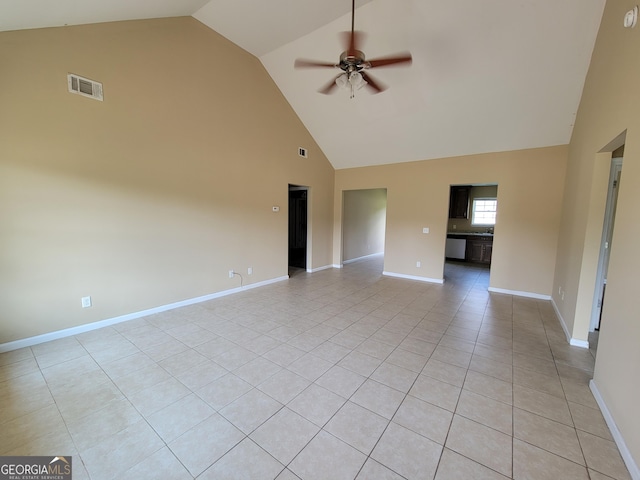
[447,232,493,237]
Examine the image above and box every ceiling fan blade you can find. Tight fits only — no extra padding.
[318,74,343,94]
[367,53,413,69]
[340,30,365,56]
[361,71,387,94]
[294,59,337,69]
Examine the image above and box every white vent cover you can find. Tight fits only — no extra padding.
[67,74,103,101]
[298,147,308,158]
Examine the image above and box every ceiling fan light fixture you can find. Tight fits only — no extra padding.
[349,71,366,90]
[335,73,349,89]
[335,71,367,98]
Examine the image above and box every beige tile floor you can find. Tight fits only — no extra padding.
[0,256,633,479]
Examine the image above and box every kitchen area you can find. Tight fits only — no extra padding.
[445,184,497,265]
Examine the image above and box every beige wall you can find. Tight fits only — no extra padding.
[0,17,335,344]
[334,146,567,293]
[554,0,640,469]
[342,189,387,262]
[447,185,499,233]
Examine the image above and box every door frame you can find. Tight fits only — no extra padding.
[590,157,623,331]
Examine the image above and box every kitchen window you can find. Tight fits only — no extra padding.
[471,198,497,225]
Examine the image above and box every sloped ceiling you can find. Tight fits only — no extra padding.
[1,0,606,169]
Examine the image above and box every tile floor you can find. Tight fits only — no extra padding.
[0,256,633,479]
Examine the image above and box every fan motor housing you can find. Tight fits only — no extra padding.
[339,50,366,72]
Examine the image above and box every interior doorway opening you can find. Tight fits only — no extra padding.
[341,189,387,270]
[445,184,498,283]
[590,152,623,335]
[288,185,308,274]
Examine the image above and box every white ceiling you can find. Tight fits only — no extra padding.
[1,0,606,169]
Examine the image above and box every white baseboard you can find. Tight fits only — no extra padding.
[0,275,289,354]
[382,271,444,284]
[569,337,589,348]
[488,287,551,300]
[343,252,383,265]
[550,298,589,349]
[590,380,640,480]
[307,264,333,273]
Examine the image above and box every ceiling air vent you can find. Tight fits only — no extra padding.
[67,74,103,101]
[298,147,308,158]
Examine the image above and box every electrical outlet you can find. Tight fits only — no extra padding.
[416,261,421,268]
[422,227,429,234]
[229,270,234,278]
[248,267,253,275]
[81,296,92,308]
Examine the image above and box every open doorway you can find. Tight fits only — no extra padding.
[342,189,387,270]
[590,151,623,352]
[288,185,308,274]
[445,184,498,280]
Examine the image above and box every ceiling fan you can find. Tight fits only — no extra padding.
[294,0,412,98]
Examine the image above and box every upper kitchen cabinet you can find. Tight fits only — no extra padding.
[449,186,471,219]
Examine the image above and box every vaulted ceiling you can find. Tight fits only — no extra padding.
[1,0,606,169]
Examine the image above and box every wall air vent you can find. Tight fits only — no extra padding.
[298,147,308,158]
[67,74,103,101]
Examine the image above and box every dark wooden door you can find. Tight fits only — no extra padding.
[289,189,307,269]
